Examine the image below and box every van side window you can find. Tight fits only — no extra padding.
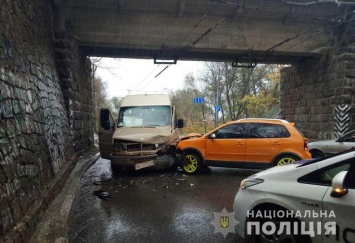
[100,109,114,130]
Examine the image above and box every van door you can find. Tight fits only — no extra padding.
[98,108,116,160]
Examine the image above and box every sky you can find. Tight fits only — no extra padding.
[95,58,205,99]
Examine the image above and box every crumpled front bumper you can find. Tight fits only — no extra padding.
[111,154,177,169]
[111,154,158,166]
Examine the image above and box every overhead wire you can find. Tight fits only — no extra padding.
[280,11,355,52]
[137,1,226,91]
[218,0,355,55]
[148,1,352,90]
[127,64,161,95]
[107,1,353,95]
[264,9,355,53]
[155,65,171,78]
[182,3,218,43]
[265,25,322,52]
[192,17,226,46]
[139,65,171,90]
[177,2,227,59]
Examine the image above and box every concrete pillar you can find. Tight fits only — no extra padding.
[280,47,355,140]
[53,32,95,154]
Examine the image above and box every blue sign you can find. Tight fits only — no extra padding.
[193,97,204,104]
[215,105,221,112]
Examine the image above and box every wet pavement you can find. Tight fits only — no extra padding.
[67,158,260,243]
[30,150,100,243]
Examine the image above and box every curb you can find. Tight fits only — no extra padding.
[31,150,100,243]
[28,150,100,243]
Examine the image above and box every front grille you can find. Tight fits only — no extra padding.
[142,144,155,151]
[114,139,156,152]
[126,143,140,152]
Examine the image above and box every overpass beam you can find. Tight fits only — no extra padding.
[178,0,185,17]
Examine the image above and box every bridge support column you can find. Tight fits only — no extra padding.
[54,32,94,154]
[280,47,355,140]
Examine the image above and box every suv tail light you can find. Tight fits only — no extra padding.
[303,138,308,150]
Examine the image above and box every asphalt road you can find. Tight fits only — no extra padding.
[67,158,260,243]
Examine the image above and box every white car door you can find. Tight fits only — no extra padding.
[322,164,355,243]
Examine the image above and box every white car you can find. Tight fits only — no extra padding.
[233,150,355,243]
[309,130,355,158]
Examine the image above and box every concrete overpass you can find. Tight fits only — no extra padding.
[55,0,354,64]
[0,0,354,242]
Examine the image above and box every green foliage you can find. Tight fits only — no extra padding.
[241,91,279,117]
[171,63,282,133]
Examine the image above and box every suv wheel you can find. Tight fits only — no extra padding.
[274,155,297,166]
[182,152,201,174]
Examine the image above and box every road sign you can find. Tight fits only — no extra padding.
[215,105,221,112]
[193,97,204,104]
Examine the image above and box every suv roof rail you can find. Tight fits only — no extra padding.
[237,118,289,124]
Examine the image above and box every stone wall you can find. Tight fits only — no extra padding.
[54,34,95,155]
[0,0,94,241]
[280,49,355,140]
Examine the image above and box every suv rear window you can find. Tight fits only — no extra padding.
[293,125,306,137]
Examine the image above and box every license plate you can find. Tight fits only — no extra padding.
[134,160,156,170]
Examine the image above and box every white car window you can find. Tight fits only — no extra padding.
[321,164,351,181]
[298,159,354,186]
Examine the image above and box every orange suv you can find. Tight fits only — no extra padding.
[176,118,311,174]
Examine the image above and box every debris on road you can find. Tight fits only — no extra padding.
[93,177,112,185]
[93,190,113,201]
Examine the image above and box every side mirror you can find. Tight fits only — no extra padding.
[330,171,348,198]
[209,133,216,139]
[177,119,184,128]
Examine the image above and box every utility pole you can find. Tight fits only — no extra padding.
[215,87,219,128]
[202,103,206,133]
[193,96,206,133]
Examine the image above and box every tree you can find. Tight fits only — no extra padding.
[108,96,121,117]
[93,76,109,109]
[240,65,281,117]
[92,76,109,132]
[170,73,214,134]
[91,58,110,132]
[166,62,282,134]
[90,58,122,132]
[198,62,281,122]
